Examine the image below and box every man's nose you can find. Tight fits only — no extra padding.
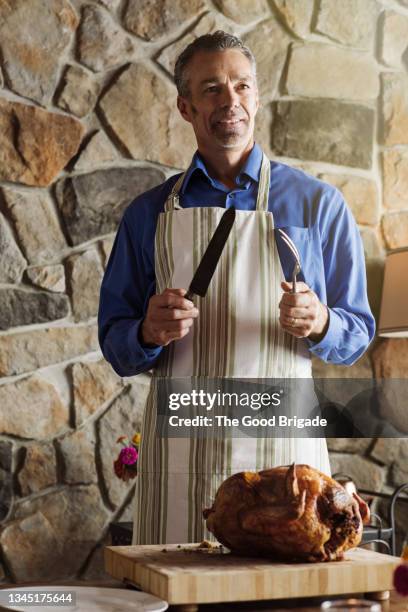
[220,85,240,108]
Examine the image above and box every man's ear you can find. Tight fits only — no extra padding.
[177,95,192,124]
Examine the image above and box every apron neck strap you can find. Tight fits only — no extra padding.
[165,173,185,211]
[255,153,271,212]
[165,152,271,212]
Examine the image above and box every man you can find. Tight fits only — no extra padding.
[98,31,375,545]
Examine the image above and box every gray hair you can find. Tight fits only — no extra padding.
[174,30,257,98]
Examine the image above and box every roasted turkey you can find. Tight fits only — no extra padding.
[203,464,370,562]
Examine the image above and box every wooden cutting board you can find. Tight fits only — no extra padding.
[104,544,401,608]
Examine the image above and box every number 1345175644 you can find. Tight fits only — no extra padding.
[0,590,75,607]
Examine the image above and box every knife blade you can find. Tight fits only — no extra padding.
[185,206,236,302]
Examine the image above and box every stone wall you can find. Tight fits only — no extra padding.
[0,0,407,583]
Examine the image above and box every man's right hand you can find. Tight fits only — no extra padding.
[140,288,199,347]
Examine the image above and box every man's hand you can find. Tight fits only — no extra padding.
[279,281,329,343]
[140,288,199,347]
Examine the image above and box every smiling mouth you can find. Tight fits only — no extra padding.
[214,119,246,130]
[216,118,243,125]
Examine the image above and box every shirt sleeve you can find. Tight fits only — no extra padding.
[98,208,162,377]
[307,189,376,365]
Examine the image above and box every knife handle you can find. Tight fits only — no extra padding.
[184,289,194,303]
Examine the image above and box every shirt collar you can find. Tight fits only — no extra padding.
[180,142,263,194]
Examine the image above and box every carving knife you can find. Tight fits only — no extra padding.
[185,206,236,302]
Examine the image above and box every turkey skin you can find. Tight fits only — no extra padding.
[203,464,370,562]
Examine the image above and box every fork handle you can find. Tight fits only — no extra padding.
[291,271,297,294]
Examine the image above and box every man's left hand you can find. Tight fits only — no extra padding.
[279,281,329,343]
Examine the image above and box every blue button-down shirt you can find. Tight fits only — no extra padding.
[98,143,375,377]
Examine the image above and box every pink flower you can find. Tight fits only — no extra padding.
[119,446,138,465]
[394,563,408,596]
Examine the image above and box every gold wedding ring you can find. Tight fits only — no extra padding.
[291,317,297,327]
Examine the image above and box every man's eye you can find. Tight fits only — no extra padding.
[238,83,250,89]
[205,86,218,93]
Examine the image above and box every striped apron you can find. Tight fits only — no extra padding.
[132,153,331,545]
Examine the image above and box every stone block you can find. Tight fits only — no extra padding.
[372,340,408,434]
[286,44,378,100]
[17,443,57,496]
[314,0,378,50]
[254,103,274,159]
[80,534,112,581]
[2,188,67,264]
[71,359,124,426]
[0,0,78,105]
[99,63,195,169]
[372,339,408,379]
[365,258,384,321]
[0,442,12,474]
[1,512,62,582]
[213,0,269,23]
[74,131,119,171]
[392,439,408,486]
[78,4,136,72]
[383,149,408,210]
[123,0,206,41]
[99,236,115,268]
[382,211,408,249]
[66,248,104,322]
[0,376,69,439]
[272,100,374,169]
[329,453,387,491]
[359,228,384,260]
[0,213,26,283]
[319,173,379,225]
[97,381,150,508]
[56,166,165,246]
[0,325,98,377]
[273,0,314,38]
[58,424,98,484]
[115,488,137,522]
[157,12,236,77]
[0,100,84,187]
[370,438,400,466]
[0,288,69,331]
[56,65,101,118]
[327,439,372,453]
[312,352,373,379]
[0,441,13,523]
[26,264,65,293]
[97,0,121,9]
[380,10,408,69]
[382,73,408,146]
[243,19,291,100]
[3,486,109,581]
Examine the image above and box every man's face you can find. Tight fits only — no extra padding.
[177,49,259,152]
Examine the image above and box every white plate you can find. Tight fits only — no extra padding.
[0,586,168,611]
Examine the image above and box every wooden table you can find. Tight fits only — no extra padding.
[193,590,408,611]
[0,581,406,611]
[105,544,402,611]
